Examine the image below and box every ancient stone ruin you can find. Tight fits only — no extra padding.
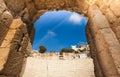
[22,52,95,77]
[0,0,120,77]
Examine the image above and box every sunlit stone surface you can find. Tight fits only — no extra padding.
[22,53,95,77]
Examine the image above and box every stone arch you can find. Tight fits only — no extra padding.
[0,0,120,77]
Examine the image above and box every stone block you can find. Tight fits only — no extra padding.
[0,18,31,77]
[0,10,13,46]
[112,26,120,39]
[105,8,117,24]
[25,0,37,20]
[0,0,6,14]
[34,0,46,9]
[88,5,110,36]
[94,29,120,77]
[4,0,25,14]
[0,11,13,27]
[110,0,120,17]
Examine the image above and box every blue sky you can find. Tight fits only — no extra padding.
[32,10,88,51]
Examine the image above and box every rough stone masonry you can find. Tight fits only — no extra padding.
[0,0,120,77]
[22,52,95,77]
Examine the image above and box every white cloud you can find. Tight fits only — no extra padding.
[47,31,56,36]
[69,13,83,24]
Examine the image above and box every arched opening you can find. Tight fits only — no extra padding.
[22,10,96,77]
[32,10,88,52]
[0,0,120,77]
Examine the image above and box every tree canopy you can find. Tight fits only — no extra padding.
[60,48,74,54]
[39,46,47,53]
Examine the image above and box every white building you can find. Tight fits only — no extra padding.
[71,45,89,51]
[71,45,90,58]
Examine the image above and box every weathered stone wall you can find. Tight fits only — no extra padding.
[0,0,120,77]
[0,19,31,77]
[0,0,13,46]
[22,53,95,77]
[87,4,120,77]
[30,52,88,60]
[86,0,120,77]
[86,24,104,77]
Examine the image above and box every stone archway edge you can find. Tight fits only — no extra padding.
[0,0,120,77]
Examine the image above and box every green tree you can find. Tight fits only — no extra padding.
[60,48,75,54]
[69,49,75,53]
[39,46,47,53]
[61,48,69,53]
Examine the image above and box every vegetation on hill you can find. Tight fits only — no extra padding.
[60,48,75,55]
[39,46,47,53]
